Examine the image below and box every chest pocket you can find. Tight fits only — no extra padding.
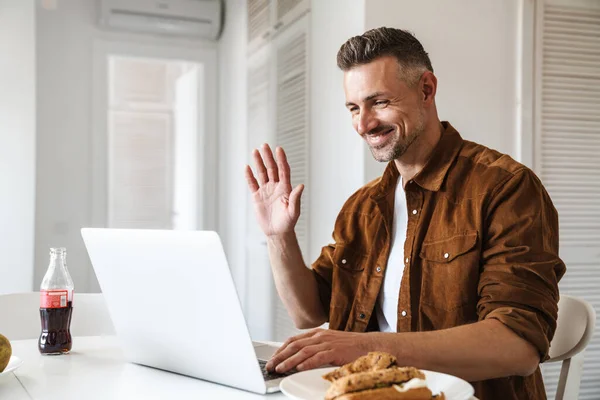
[419,231,479,311]
[333,244,368,272]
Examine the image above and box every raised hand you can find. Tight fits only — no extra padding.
[245,144,304,237]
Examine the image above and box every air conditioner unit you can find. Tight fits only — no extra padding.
[99,0,223,40]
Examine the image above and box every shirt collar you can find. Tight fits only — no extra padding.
[371,121,464,199]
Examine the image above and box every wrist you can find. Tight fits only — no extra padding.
[371,332,405,361]
[266,231,299,255]
[266,231,297,244]
[364,332,386,353]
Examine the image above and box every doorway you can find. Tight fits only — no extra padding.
[90,41,217,291]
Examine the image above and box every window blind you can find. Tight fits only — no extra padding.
[535,1,600,398]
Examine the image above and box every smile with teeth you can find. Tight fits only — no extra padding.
[366,128,394,147]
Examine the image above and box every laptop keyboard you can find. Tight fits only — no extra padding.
[259,359,296,381]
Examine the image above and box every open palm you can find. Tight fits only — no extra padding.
[245,145,304,237]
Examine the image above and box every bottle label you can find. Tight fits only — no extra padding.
[40,290,69,308]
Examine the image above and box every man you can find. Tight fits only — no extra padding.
[245,27,565,399]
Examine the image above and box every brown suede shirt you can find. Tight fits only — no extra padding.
[311,122,566,400]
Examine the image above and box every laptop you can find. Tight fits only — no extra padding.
[81,228,295,394]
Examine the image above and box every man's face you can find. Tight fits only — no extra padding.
[343,56,425,162]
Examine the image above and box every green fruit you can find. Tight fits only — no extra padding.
[0,334,11,372]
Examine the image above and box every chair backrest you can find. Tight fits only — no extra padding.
[547,295,596,362]
[544,294,596,400]
[0,292,116,341]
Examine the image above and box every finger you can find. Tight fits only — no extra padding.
[271,328,319,359]
[270,336,323,373]
[252,148,269,185]
[267,331,313,369]
[276,344,330,373]
[288,184,304,218]
[261,144,279,183]
[245,165,259,193]
[267,329,322,370]
[296,349,336,372]
[276,146,291,184]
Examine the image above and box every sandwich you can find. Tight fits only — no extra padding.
[322,352,444,400]
[323,351,397,382]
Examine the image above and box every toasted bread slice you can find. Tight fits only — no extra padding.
[322,351,397,382]
[325,367,425,400]
[335,386,442,400]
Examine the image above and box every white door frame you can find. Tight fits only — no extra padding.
[517,0,536,170]
[91,40,218,289]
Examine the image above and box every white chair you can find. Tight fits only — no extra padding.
[544,295,596,400]
[0,292,115,341]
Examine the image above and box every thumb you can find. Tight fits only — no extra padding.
[288,184,304,218]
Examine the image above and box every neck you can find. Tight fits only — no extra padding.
[393,120,443,186]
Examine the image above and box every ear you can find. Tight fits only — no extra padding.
[420,71,437,106]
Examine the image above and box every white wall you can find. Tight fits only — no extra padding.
[35,0,95,292]
[35,0,217,292]
[363,0,520,181]
[0,0,36,294]
[217,0,248,300]
[309,0,367,262]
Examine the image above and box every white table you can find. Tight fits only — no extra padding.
[1,336,479,400]
[0,336,286,400]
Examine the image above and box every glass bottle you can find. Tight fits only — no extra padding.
[38,247,74,355]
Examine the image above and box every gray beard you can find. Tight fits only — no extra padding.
[370,120,425,162]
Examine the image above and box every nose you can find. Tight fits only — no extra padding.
[356,108,378,136]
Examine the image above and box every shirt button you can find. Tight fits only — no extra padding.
[341,259,347,264]
[401,310,407,317]
[376,266,382,272]
[444,253,449,259]
[359,313,366,319]
[412,209,418,215]
[405,257,410,263]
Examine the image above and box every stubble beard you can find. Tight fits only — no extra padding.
[369,112,426,162]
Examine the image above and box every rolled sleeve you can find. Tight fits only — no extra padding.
[478,169,566,361]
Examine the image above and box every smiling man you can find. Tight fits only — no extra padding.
[245,27,565,400]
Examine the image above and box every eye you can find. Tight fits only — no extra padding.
[374,100,389,107]
[348,106,359,114]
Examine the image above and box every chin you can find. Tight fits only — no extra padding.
[370,143,405,162]
[370,148,396,163]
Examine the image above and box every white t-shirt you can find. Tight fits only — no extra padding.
[376,176,407,332]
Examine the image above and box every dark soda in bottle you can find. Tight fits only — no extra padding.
[38,247,74,355]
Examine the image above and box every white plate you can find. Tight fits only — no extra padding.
[0,356,23,378]
[280,367,475,400]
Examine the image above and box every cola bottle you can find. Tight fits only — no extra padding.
[38,247,74,355]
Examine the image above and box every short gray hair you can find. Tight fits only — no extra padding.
[337,27,433,86]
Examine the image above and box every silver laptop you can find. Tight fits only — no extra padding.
[81,228,294,394]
